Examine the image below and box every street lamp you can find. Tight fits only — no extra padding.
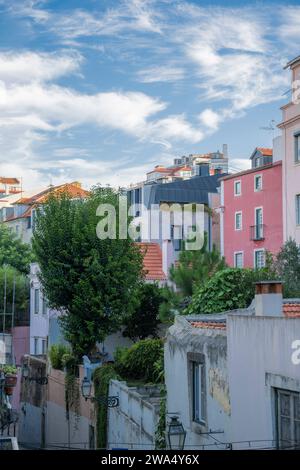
[80,377,119,407]
[81,376,92,400]
[167,416,186,450]
[22,364,29,379]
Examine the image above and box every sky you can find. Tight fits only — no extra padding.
[0,0,299,191]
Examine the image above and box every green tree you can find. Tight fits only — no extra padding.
[275,239,300,298]
[122,283,164,340]
[32,186,143,358]
[0,224,34,274]
[169,235,226,297]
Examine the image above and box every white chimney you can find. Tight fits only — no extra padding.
[222,144,228,158]
[255,281,283,316]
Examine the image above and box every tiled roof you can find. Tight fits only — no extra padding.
[22,182,89,205]
[257,147,273,156]
[283,303,300,318]
[136,242,166,281]
[0,177,20,185]
[189,320,226,330]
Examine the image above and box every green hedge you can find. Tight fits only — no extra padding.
[114,338,163,383]
[185,268,262,314]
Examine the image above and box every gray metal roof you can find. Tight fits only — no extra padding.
[146,174,224,206]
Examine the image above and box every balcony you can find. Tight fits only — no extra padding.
[250,224,265,241]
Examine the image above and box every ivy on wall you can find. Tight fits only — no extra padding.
[93,364,120,449]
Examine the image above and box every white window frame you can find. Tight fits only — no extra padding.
[296,194,300,226]
[254,174,263,192]
[192,361,206,424]
[234,180,241,196]
[34,288,40,314]
[276,388,300,449]
[234,251,244,268]
[42,339,47,355]
[254,249,265,269]
[295,133,300,163]
[235,211,242,231]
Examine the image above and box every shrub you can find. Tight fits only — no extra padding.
[185,268,262,314]
[49,344,71,370]
[114,338,164,383]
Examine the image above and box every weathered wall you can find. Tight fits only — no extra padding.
[165,316,231,450]
[107,380,161,450]
[227,315,300,448]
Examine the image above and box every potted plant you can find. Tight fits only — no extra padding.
[2,365,18,395]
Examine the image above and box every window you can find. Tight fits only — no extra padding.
[255,157,261,168]
[235,212,242,230]
[34,337,39,355]
[254,250,265,269]
[254,207,263,239]
[295,134,300,163]
[42,297,47,315]
[254,175,262,192]
[296,195,300,226]
[42,339,47,355]
[234,252,244,268]
[171,225,182,251]
[276,389,300,449]
[34,289,40,314]
[234,180,241,196]
[192,361,206,424]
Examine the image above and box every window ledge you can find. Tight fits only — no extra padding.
[191,421,207,435]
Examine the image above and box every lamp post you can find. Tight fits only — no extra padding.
[81,377,119,407]
[167,416,186,450]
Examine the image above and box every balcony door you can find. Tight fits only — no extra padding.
[255,208,263,239]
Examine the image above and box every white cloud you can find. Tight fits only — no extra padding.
[0,51,81,84]
[198,109,221,130]
[279,6,300,42]
[137,65,185,83]
[149,115,203,143]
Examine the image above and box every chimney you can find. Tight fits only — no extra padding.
[222,144,228,159]
[254,281,283,316]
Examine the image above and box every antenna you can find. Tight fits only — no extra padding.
[259,119,276,141]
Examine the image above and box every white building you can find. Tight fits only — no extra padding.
[165,282,300,450]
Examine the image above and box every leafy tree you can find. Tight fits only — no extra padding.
[0,266,29,330]
[0,224,34,274]
[185,268,263,315]
[169,235,226,297]
[158,286,182,324]
[274,239,300,298]
[122,283,164,340]
[32,186,143,358]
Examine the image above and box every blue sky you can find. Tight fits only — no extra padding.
[0,0,299,190]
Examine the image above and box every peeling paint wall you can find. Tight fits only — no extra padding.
[165,316,231,449]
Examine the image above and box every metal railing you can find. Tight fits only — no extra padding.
[250,224,265,241]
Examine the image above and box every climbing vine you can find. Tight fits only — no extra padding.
[154,388,166,449]
[93,364,120,449]
[62,353,80,430]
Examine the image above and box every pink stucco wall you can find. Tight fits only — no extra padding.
[12,326,30,409]
[222,162,283,268]
[279,61,300,244]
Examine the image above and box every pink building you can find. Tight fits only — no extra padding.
[278,56,300,244]
[220,152,283,269]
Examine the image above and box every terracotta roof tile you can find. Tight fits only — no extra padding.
[283,303,300,318]
[0,177,20,185]
[135,242,166,281]
[190,321,226,330]
[257,147,273,156]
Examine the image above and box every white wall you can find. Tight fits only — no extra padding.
[107,380,161,450]
[165,316,231,450]
[29,263,50,355]
[227,315,300,449]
